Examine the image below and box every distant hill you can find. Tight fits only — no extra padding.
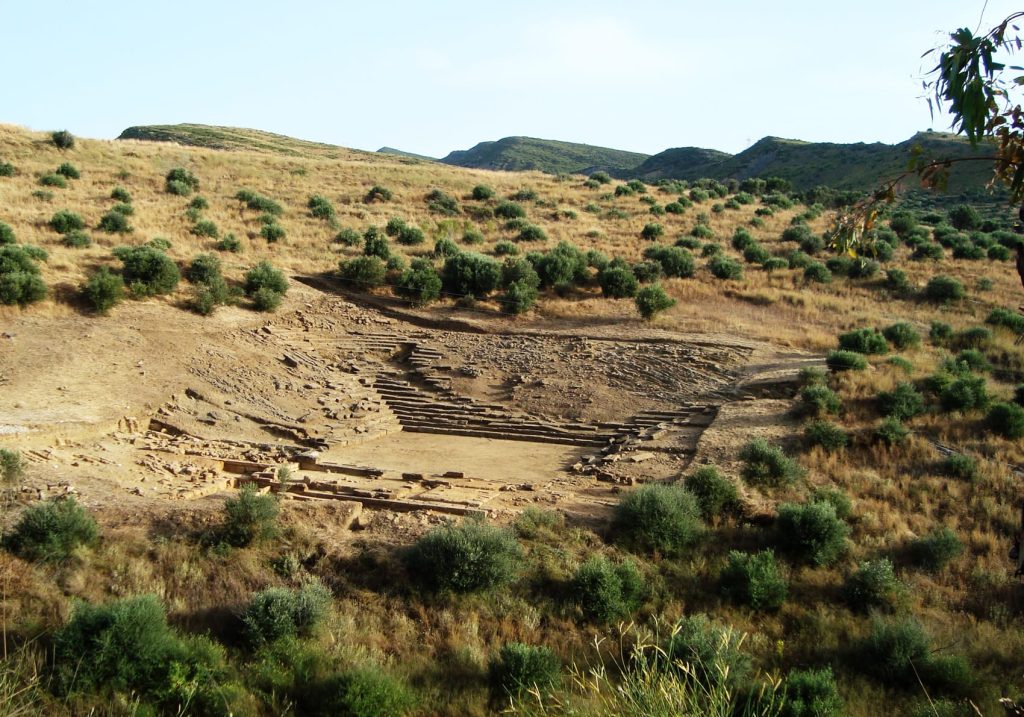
[637,132,995,192]
[117,124,361,160]
[440,136,650,176]
[376,147,436,162]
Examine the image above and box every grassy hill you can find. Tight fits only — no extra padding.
[440,136,650,176]
[639,132,997,192]
[376,146,437,162]
[118,123,363,160]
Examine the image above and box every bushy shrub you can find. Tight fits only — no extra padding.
[49,210,85,234]
[924,275,965,303]
[0,449,23,484]
[632,260,662,283]
[803,262,832,283]
[251,287,283,312]
[943,453,978,481]
[743,243,771,264]
[952,326,992,350]
[780,667,844,717]
[471,184,495,200]
[720,550,788,611]
[221,484,279,547]
[569,556,646,623]
[708,255,743,280]
[731,228,755,251]
[113,245,179,295]
[51,130,75,149]
[644,245,695,278]
[403,520,521,593]
[612,484,702,556]
[55,162,79,179]
[216,233,241,252]
[338,256,386,289]
[596,264,637,298]
[739,439,803,487]
[0,162,13,177]
[0,222,14,245]
[191,219,219,238]
[877,382,925,421]
[111,202,134,216]
[396,259,442,306]
[426,189,460,215]
[433,237,460,259]
[38,173,67,188]
[307,194,335,220]
[882,322,920,349]
[762,257,790,272]
[442,252,501,298]
[82,267,124,313]
[947,204,981,231]
[501,278,539,315]
[640,222,664,241]
[952,348,990,373]
[812,486,853,520]
[185,253,222,285]
[838,328,888,354]
[244,260,287,297]
[844,558,900,613]
[363,227,390,259]
[635,284,676,320]
[493,240,519,256]
[939,375,989,413]
[798,384,841,417]
[912,242,945,260]
[886,268,910,293]
[3,497,98,562]
[988,244,1011,260]
[908,527,962,572]
[875,417,909,446]
[98,209,131,233]
[494,200,526,219]
[305,668,415,717]
[260,222,286,242]
[242,582,332,646]
[804,420,848,451]
[110,186,131,202]
[0,246,47,306]
[334,228,361,247]
[516,224,547,243]
[775,501,849,566]
[684,466,739,520]
[987,402,1024,439]
[691,223,715,239]
[364,185,392,203]
[165,167,199,195]
[826,350,867,372]
[857,617,973,693]
[489,643,560,699]
[986,307,1024,333]
[663,615,751,689]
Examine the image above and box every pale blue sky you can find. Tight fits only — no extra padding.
[0,1,1013,157]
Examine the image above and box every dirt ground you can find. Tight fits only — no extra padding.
[0,279,813,545]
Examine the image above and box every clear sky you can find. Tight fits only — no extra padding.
[0,0,1014,157]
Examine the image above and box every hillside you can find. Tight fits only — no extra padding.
[376,146,437,162]
[639,132,997,191]
[118,123,363,160]
[440,135,649,176]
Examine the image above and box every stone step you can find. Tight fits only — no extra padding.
[401,424,607,447]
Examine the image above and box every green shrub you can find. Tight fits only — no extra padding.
[0,246,47,306]
[684,466,739,520]
[513,507,564,539]
[0,222,14,245]
[826,350,867,372]
[187,195,208,211]
[939,375,989,413]
[516,224,547,243]
[569,556,645,623]
[216,233,241,252]
[825,256,852,276]
[908,527,962,572]
[396,260,442,306]
[113,245,179,295]
[877,382,925,421]
[404,520,521,593]
[691,223,715,239]
[875,417,909,446]
[762,257,790,272]
[986,307,1024,333]
[912,242,944,260]
[743,243,771,264]
[952,326,992,350]
[190,219,219,239]
[844,558,900,613]
[804,420,848,452]
[663,614,751,689]
[775,501,849,567]
[110,186,131,202]
[98,209,131,234]
[720,550,788,611]
[811,486,853,520]
[365,185,393,203]
[0,449,24,484]
[489,643,560,699]
[501,278,539,315]
[492,240,519,257]
[885,268,910,293]
[947,204,981,231]
[426,189,460,215]
[803,262,832,283]
[442,252,502,298]
[433,237,461,259]
[798,384,841,417]
[635,284,676,320]
[708,255,743,280]
[799,234,824,254]
[612,484,702,556]
[251,287,282,312]
[632,260,662,283]
[185,253,222,285]
[337,256,386,289]
[739,439,803,487]
[49,210,85,234]
[924,275,965,303]
[334,228,361,247]
[640,222,664,240]
[165,171,197,197]
[644,245,695,278]
[952,348,990,373]
[3,497,98,562]
[82,267,124,313]
[988,244,1011,260]
[0,162,13,177]
[307,194,335,220]
[242,582,332,646]
[111,202,134,216]
[260,222,286,242]
[857,617,973,693]
[61,229,91,248]
[780,667,844,717]
[942,453,977,481]
[38,173,67,188]
[244,261,287,297]
[55,162,79,179]
[599,264,639,298]
[882,322,920,349]
[471,184,495,200]
[986,402,1024,439]
[51,130,75,149]
[838,328,888,354]
[221,484,279,547]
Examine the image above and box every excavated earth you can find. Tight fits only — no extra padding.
[0,281,819,545]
